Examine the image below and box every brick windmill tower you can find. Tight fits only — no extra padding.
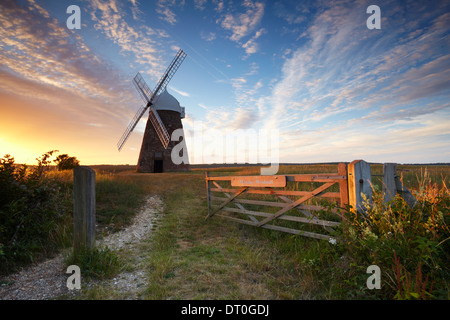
[117,49,189,173]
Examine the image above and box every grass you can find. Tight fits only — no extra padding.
[3,156,448,299]
[141,178,312,299]
[138,164,449,300]
[64,246,122,280]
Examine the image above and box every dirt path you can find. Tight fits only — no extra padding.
[0,195,164,300]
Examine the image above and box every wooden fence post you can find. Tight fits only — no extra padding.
[205,171,211,217]
[383,163,397,203]
[348,160,372,212]
[73,166,96,252]
[337,163,349,208]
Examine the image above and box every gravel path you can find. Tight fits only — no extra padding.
[0,195,164,300]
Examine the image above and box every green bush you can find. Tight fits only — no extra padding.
[334,174,450,299]
[0,151,73,274]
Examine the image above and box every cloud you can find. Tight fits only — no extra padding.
[194,0,207,11]
[0,0,155,162]
[169,86,190,97]
[0,0,132,104]
[242,28,265,56]
[228,107,259,129]
[89,0,166,78]
[273,1,306,25]
[219,0,264,42]
[262,1,450,132]
[200,31,217,42]
[157,6,177,25]
[126,0,143,20]
[156,0,186,25]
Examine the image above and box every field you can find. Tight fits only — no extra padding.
[1,157,449,300]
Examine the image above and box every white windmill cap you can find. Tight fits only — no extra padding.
[153,88,184,117]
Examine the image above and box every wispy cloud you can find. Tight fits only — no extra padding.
[218,0,265,56]
[245,0,450,162]
[89,0,166,78]
[194,0,207,11]
[263,1,450,130]
[242,28,265,57]
[0,0,131,105]
[0,0,152,164]
[200,31,217,42]
[169,86,190,97]
[156,0,186,25]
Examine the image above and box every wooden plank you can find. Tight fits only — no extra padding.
[257,182,335,227]
[222,207,341,227]
[212,181,259,223]
[206,174,346,183]
[262,223,333,241]
[348,160,372,212]
[231,175,286,187]
[211,196,342,214]
[210,187,341,198]
[382,163,397,203]
[205,176,234,181]
[211,195,287,207]
[217,215,333,241]
[207,187,248,218]
[286,174,346,182]
[337,163,349,208]
[205,171,211,216]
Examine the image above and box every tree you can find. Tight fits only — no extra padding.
[54,154,80,171]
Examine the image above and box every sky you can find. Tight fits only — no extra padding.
[0,0,449,166]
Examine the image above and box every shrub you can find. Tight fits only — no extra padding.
[54,154,80,171]
[337,172,449,299]
[0,152,73,274]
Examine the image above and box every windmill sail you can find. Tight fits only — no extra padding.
[149,107,170,148]
[133,73,153,104]
[150,49,187,101]
[117,49,187,151]
[117,106,146,151]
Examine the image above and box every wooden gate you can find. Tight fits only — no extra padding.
[204,160,417,241]
[205,163,349,241]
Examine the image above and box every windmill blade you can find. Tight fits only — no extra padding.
[149,49,187,105]
[145,49,186,149]
[133,72,153,105]
[148,107,170,149]
[117,105,147,151]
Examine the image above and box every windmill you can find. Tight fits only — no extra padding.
[117,49,189,173]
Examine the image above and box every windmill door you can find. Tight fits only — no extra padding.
[154,159,163,173]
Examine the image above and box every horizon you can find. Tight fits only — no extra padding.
[1,0,449,166]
